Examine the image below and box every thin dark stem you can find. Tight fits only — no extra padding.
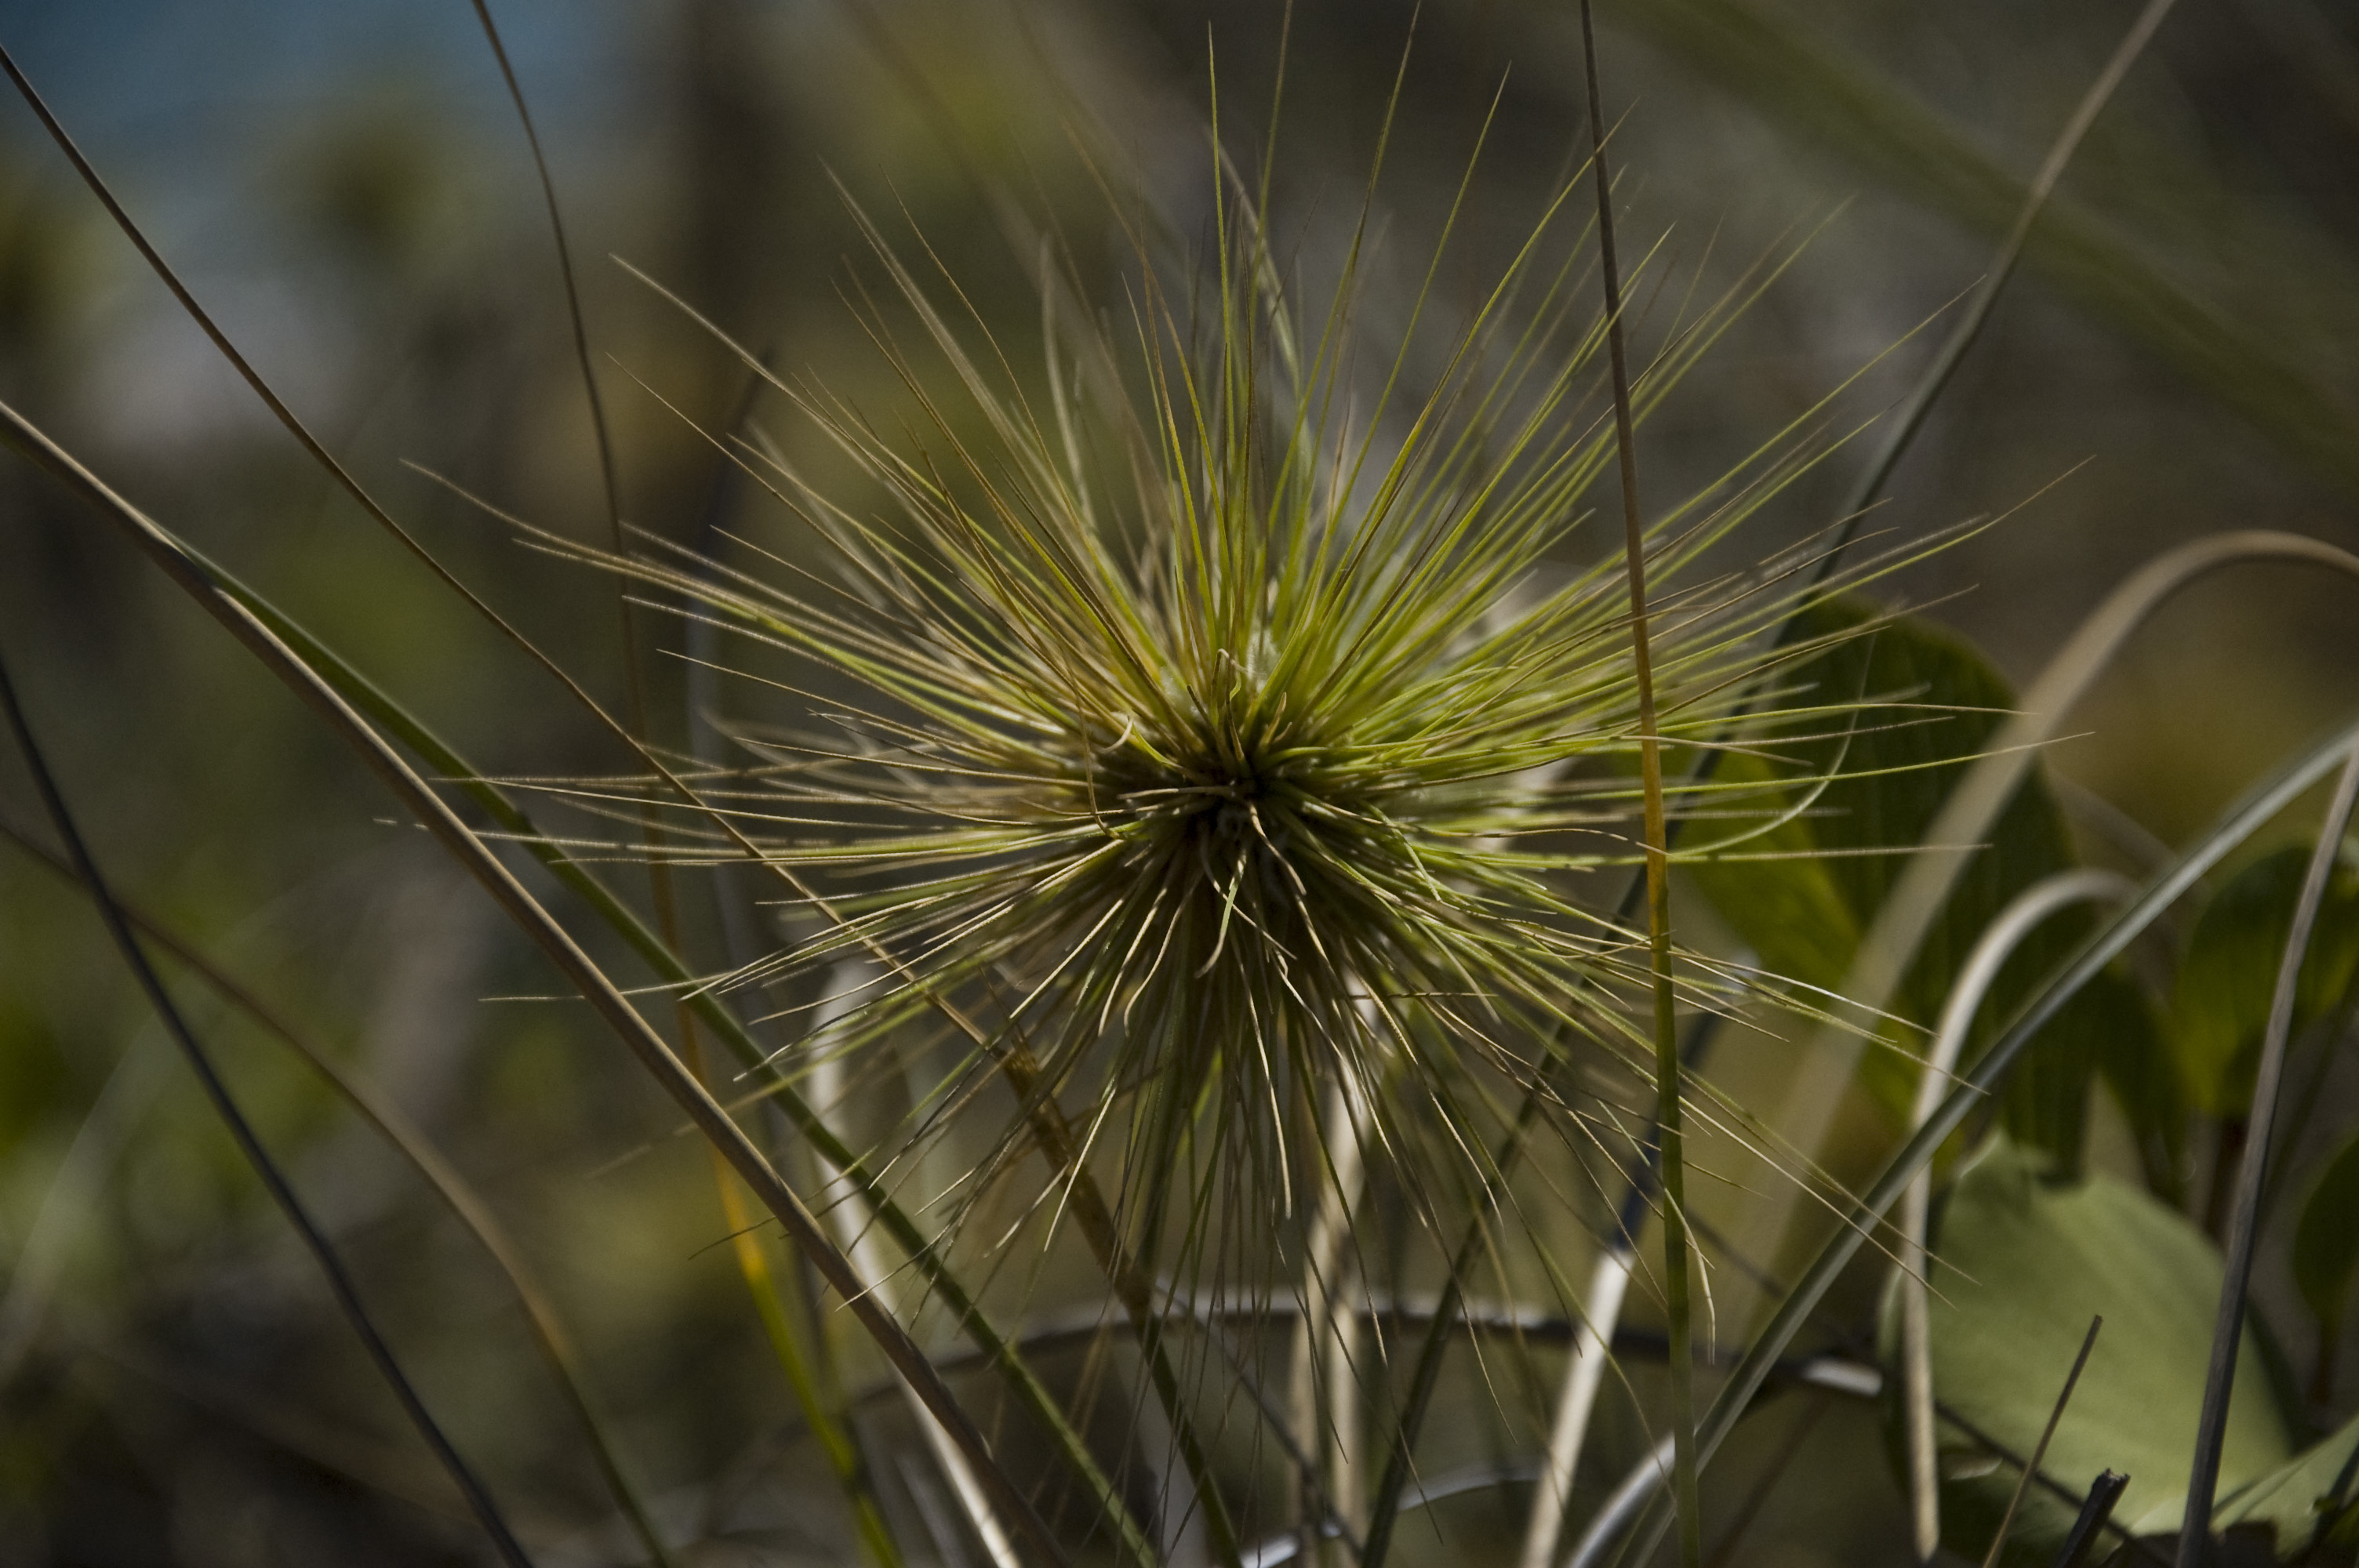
[1702,1394,1830,1568]
[1928,1416,2161,1567]
[1361,1107,1539,1568]
[0,43,632,765]
[2053,1471,2131,1568]
[1836,0,2180,521]
[0,648,535,1568]
[2260,985,2359,1221]
[1983,1316,2102,1568]
[2179,742,2359,1567]
[0,393,1072,1568]
[0,815,678,1564]
[464,0,625,561]
[460,0,672,886]
[1575,5,1697,1566]
[457,23,905,1563]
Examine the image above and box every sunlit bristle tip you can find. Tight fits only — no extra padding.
[544,149,1888,1258]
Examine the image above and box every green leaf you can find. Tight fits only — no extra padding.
[1707,721,2359,1565]
[1885,1137,2295,1566]
[2201,1411,2359,1552]
[1703,721,2359,1568]
[2294,1130,2359,1337]
[2121,1409,2359,1555]
[2092,974,2190,1205]
[2015,966,2165,1181]
[2172,848,2359,1117]
[1688,598,2103,1156]
[1681,745,1859,990]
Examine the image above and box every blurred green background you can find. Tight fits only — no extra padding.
[2,0,2357,1563]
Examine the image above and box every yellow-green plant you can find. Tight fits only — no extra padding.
[478,72,1952,1565]
[11,6,2359,1568]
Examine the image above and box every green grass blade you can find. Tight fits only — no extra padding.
[1677,712,2359,1543]
[2178,742,2359,1566]
[462,34,867,1544]
[0,648,537,1568]
[1836,0,2179,520]
[0,395,1095,1568]
[1744,532,2359,1264]
[1597,0,2359,503]
[258,578,1154,1567]
[1578,4,1699,1560]
[214,535,1158,1568]
[0,817,681,1568]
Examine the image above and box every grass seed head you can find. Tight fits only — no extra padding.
[580,147,1870,1270]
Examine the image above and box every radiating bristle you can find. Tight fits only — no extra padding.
[534,149,1899,1308]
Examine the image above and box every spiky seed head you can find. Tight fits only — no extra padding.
[576,152,1861,1266]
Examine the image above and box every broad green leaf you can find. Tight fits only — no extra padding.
[2294,1130,2359,1338]
[1681,745,1859,990]
[2094,975,2190,1205]
[2172,848,2359,1117]
[2017,967,2165,1181]
[1688,598,2103,1156]
[1886,1137,2294,1566]
[1708,722,2359,1568]
[2121,1409,2359,1554]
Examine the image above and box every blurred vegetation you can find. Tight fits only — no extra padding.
[1,2,2357,1565]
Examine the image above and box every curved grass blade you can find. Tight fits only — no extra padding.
[1836,0,2180,521]
[1896,870,2134,1563]
[1616,712,2359,1565]
[0,816,678,1568]
[1597,0,2359,503]
[2176,739,2359,1567]
[460,9,907,1527]
[0,396,1075,1568]
[319,632,1160,1568]
[0,408,1153,1568]
[242,561,1153,1567]
[1749,531,2359,1259]
[0,646,537,1568]
[1514,11,2169,1527]
[810,979,1025,1568]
